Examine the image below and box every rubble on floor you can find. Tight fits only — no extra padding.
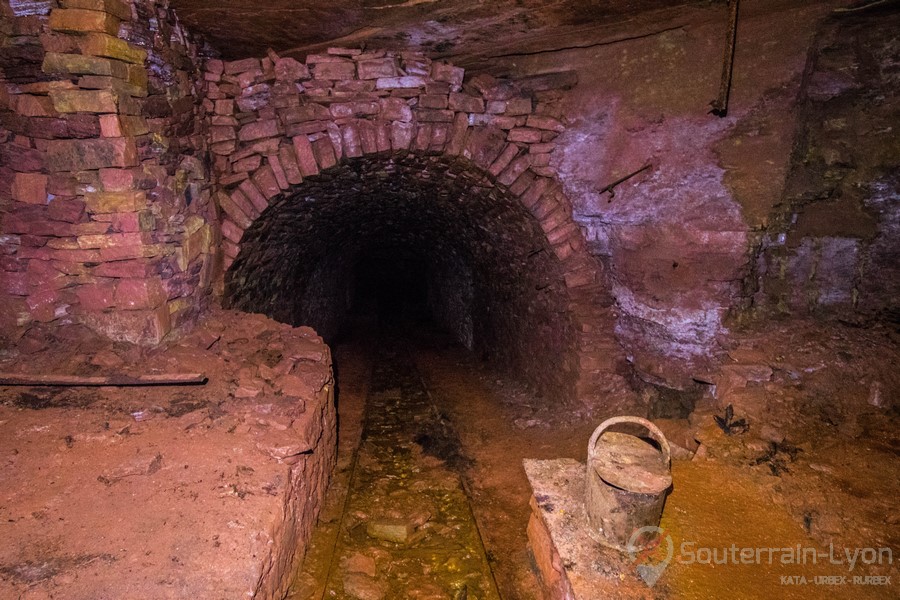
[0,309,336,599]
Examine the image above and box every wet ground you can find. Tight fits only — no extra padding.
[291,317,899,600]
[289,330,499,600]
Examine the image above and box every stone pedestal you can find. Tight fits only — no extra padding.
[524,459,647,600]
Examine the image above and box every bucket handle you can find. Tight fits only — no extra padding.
[588,416,671,468]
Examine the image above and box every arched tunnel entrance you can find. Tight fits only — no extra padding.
[223,153,578,400]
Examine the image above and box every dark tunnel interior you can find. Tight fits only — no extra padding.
[223,153,579,399]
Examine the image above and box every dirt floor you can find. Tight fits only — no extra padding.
[292,316,899,599]
[1,313,896,599]
[0,310,336,600]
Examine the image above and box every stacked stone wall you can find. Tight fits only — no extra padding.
[0,0,215,345]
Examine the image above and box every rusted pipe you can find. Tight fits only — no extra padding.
[710,0,740,117]
[597,163,653,201]
[0,373,209,386]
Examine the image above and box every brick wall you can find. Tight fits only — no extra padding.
[207,48,633,409]
[0,0,215,345]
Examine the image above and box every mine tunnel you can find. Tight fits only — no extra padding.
[1,0,899,599]
[223,154,577,400]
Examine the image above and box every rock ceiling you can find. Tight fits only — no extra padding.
[167,0,709,67]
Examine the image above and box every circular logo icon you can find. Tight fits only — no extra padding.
[627,526,674,587]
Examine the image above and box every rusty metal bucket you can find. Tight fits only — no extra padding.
[585,416,672,551]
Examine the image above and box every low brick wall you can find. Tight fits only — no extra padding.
[0,309,336,599]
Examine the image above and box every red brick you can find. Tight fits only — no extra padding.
[312,61,355,80]
[239,178,270,212]
[221,219,244,244]
[448,92,484,113]
[358,120,377,155]
[217,192,252,229]
[14,95,57,118]
[210,125,236,143]
[251,165,281,200]
[75,280,116,310]
[414,123,432,151]
[222,240,240,259]
[498,155,533,186]
[225,58,261,75]
[504,97,533,116]
[508,127,542,143]
[92,260,154,278]
[83,191,146,213]
[464,127,507,170]
[520,177,553,209]
[2,272,28,296]
[48,198,85,222]
[214,99,233,114]
[114,278,165,309]
[278,146,303,185]
[12,173,48,205]
[274,57,310,81]
[329,102,379,119]
[49,8,120,35]
[238,119,279,142]
[26,287,60,322]
[430,123,449,151]
[379,97,413,122]
[391,122,415,150]
[446,112,470,156]
[76,232,147,249]
[60,0,131,21]
[341,124,362,159]
[311,137,337,170]
[292,136,320,176]
[357,57,399,79]
[415,109,454,123]
[509,170,535,196]
[96,243,161,261]
[24,260,66,289]
[80,304,171,345]
[375,121,391,152]
[419,94,448,109]
[107,212,142,232]
[99,167,136,191]
[267,155,289,190]
[46,137,138,171]
[233,155,262,173]
[526,114,565,132]
[281,103,331,124]
[78,33,146,65]
[431,63,464,90]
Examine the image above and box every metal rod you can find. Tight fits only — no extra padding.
[710,0,740,117]
[0,373,208,387]
[597,163,652,201]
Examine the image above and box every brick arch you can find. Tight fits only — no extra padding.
[206,48,631,409]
